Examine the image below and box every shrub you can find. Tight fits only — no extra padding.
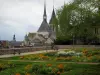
[44,52,57,56]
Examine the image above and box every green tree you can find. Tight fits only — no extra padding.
[54,0,100,44]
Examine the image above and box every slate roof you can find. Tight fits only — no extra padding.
[38,20,52,33]
[28,33,36,38]
[38,0,53,33]
[9,41,23,47]
[33,34,45,42]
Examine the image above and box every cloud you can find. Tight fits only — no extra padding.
[0,0,72,41]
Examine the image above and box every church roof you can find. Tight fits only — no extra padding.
[38,0,52,33]
[38,20,52,32]
[28,33,36,38]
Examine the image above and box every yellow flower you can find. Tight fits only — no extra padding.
[52,68,56,73]
[39,54,44,57]
[20,56,24,59]
[25,73,31,75]
[25,64,32,70]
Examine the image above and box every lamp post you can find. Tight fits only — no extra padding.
[45,35,48,52]
[70,23,77,49]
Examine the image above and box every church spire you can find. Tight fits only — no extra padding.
[49,0,56,25]
[43,0,47,21]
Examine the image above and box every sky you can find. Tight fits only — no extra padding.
[0,0,71,41]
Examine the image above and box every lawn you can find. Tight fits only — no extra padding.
[0,60,100,75]
[0,48,100,75]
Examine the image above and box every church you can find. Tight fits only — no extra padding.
[24,0,57,46]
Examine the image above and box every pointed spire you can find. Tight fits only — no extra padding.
[49,0,56,24]
[25,34,29,41]
[43,0,47,21]
[53,0,55,15]
[53,0,54,9]
[52,0,56,19]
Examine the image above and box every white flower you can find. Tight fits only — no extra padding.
[57,50,82,57]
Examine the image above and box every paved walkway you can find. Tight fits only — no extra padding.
[0,49,60,58]
[0,49,100,65]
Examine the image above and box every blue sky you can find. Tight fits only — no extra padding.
[0,0,71,41]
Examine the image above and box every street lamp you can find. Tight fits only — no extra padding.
[70,22,77,49]
[45,35,48,52]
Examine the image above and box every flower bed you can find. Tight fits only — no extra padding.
[5,48,100,63]
[0,61,100,75]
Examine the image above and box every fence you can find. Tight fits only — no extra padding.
[0,45,100,55]
[0,47,43,55]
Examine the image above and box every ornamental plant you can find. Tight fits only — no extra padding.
[0,63,4,71]
[47,64,52,67]
[25,64,32,71]
[57,51,82,57]
[25,73,31,75]
[20,56,24,59]
[15,73,21,75]
[57,71,61,75]
[57,64,64,72]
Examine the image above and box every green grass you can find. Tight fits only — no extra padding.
[0,60,100,75]
[0,48,100,75]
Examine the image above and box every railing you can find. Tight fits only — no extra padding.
[0,45,100,55]
[0,47,44,55]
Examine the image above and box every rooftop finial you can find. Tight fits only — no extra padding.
[43,0,47,21]
[53,0,54,9]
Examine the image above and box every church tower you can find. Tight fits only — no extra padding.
[38,0,52,33]
[30,0,56,46]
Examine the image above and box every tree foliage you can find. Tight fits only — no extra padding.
[54,0,100,45]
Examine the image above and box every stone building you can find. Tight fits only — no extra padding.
[24,0,56,46]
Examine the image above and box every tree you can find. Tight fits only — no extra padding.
[54,0,100,44]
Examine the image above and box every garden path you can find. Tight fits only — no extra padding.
[0,49,66,58]
[0,59,99,65]
[0,49,100,65]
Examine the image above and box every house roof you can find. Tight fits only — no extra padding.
[10,41,23,46]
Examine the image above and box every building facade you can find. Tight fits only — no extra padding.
[24,0,56,46]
